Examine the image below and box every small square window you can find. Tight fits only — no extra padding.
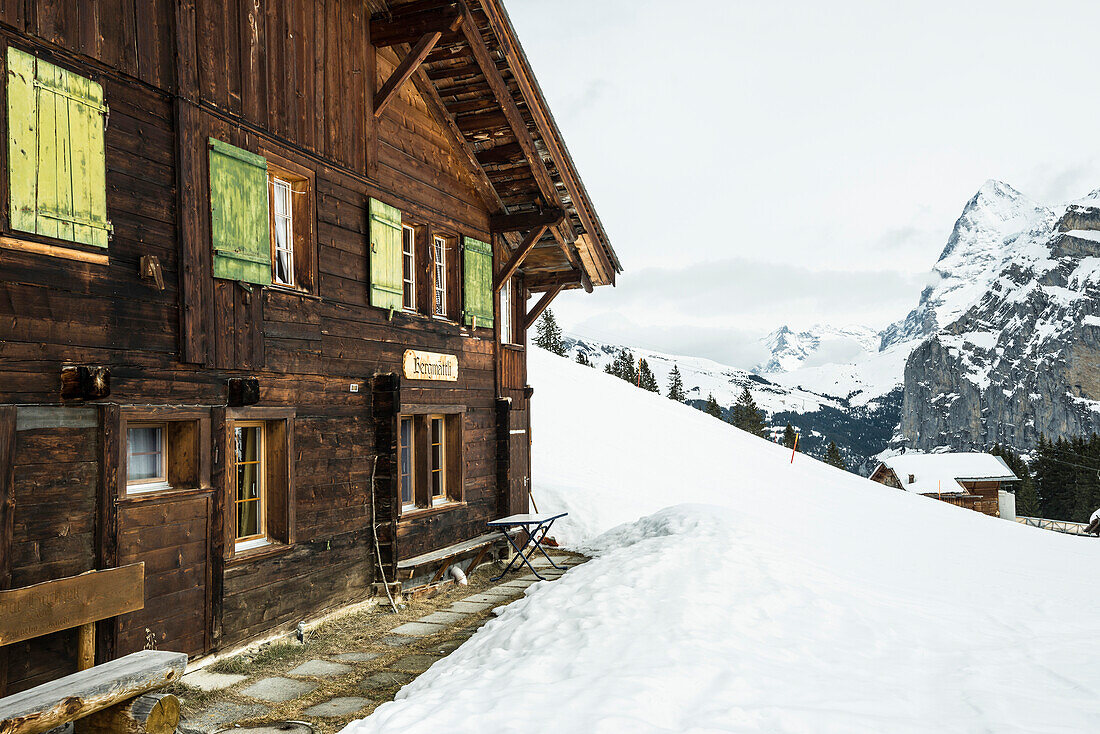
[228,412,294,555]
[398,413,463,515]
[235,422,266,545]
[264,154,315,293]
[430,416,447,503]
[127,424,167,489]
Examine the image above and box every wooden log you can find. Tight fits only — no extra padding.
[370,1,463,47]
[76,623,95,672]
[0,650,187,734]
[374,32,444,118]
[81,693,179,734]
[489,208,563,234]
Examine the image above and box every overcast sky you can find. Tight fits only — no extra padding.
[506,0,1100,367]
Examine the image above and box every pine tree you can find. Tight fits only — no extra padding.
[533,309,566,356]
[575,352,592,367]
[729,388,767,437]
[782,423,797,449]
[609,348,637,385]
[667,364,686,402]
[704,393,722,419]
[637,359,659,392]
[824,441,846,470]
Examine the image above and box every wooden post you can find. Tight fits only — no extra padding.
[77,623,96,672]
[0,406,14,696]
[82,693,180,734]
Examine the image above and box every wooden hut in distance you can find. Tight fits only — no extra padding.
[869,453,1020,517]
[0,0,621,696]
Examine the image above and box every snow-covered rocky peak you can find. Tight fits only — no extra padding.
[880,180,1054,350]
[756,324,879,374]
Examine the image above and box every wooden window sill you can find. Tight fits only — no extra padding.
[0,234,109,265]
[118,485,213,505]
[265,284,322,301]
[501,343,524,352]
[399,501,466,523]
[227,540,292,566]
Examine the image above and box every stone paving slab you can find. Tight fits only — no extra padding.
[302,697,372,718]
[380,635,417,647]
[418,610,468,625]
[241,677,318,703]
[390,654,443,673]
[331,652,380,663]
[185,701,270,732]
[181,669,248,692]
[390,621,447,637]
[286,659,354,678]
[448,599,495,613]
[462,590,513,603]
[361,671,414,690]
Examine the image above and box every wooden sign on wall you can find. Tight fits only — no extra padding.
[402,350,458,382]
[0,563,144,647]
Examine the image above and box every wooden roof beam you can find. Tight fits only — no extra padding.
[524,284,563,331]
[494,224,548,292]
[458,7,578,264]
[526,269,582,292]
[490,207,563,234]
[371,1,465,47]
[374,31,446,118]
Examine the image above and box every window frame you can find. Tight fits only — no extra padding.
[398,408,465,517]
[270,176,294,287]
[429,415,447,504]
[225,407,296,561]
[432,234,448,318]
[402,224,417,311]
[233,420,267,550]
[499,277,514,345]
[125,422,169,492]
[118,408,212,498]
[399,415,416,511]
[260,149,316,294]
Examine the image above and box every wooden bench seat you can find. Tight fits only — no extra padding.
[397,529,519,585]
[0,650,187,734]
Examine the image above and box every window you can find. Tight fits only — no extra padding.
[228,410,294,555]
[433,236,447,317]
[234,422,266,548]
[271,177,294,286]
[6,47,111,249]
[398,412,463,514]
[120,409,210,496]
[127,424,167,490]
[400,416,415,509]
[500,278,513,344]
[402,225,417,310]
[430,416,447,502]
[266,158,315,292]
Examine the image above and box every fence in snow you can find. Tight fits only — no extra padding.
[1016,516,1093,536]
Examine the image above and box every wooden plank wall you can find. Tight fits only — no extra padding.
[0,0,520,688]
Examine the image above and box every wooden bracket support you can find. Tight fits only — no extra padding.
[494,224,547,292]
[370,1,464,47]
[489,208,564,234]
[374,31,446,118]
[524,284,563,331]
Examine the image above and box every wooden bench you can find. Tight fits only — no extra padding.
[396,529,520,587]
[0,650,186,734]
[0,563,183,734]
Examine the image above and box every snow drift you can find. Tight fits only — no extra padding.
[343,348,1100,733]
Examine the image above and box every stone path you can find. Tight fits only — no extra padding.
[174,553,583,734]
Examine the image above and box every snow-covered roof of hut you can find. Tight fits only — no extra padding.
[876,453,1018,495]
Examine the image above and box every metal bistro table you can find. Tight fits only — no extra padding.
[487,512,568,581]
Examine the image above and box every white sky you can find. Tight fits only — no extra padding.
[507,0,1100,367]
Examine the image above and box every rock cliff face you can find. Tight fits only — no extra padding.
[897,186,1100,453]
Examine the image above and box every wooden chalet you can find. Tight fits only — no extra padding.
[0,0,621,695]
[869,453,1019,517]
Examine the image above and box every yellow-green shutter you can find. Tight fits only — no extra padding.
[209,138,270,285]
[7,46,110,248]
[463,236,493,328]
[369,198,403,311]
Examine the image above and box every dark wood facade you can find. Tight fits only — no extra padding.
[0,0,620,695]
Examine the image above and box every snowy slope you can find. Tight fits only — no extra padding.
[756,324,880,374]
[563,332,843,413]
[344,349,1100,733]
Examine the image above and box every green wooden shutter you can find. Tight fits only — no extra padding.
[209,138,270,284]
[369,198,403,311]
[7,47,110,248]
[462,236,493,328]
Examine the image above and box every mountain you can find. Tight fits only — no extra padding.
[880,180,1053,350]
[898,187,1100,453]
[561,333,899,470]
[756,324,879,374]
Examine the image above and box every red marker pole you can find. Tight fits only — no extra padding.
[790,433,799,464]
